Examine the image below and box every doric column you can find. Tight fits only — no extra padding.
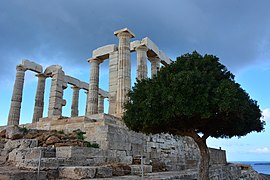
[136,45,148,80]
[114,28,135,115]
[8,65,26,125]
[71,86,80,117]
[108,51,118,114]
[98,95,105,114]
[149,57,161,78]
[87,57,102,115]
[85,91,88,115]
[48,68,65,118]
[32,73,46,123]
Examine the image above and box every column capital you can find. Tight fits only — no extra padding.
[16,65,26,72]
[114,28,135,38]
[35,73,47,78]
[87,57,103,64]
[148,56,161,63]
[135,44,148,52]
[71,86,80,90]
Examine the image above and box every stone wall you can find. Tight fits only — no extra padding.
[21,114,227,172]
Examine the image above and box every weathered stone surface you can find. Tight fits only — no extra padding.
[45,135,60,145]
[130,165,152,175]
[59,166,96,179]
[4,139,38,152]
[110,163,131,176]
[95,166,113,178]
[0,129,6,138]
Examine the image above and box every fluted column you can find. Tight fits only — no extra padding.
[98,95,105,114]
[8,65,26,125]
[136,45,148,80]
[108,51,118,114]
[48,68,66,118]
[87,57,102,115]
[71,86,80,117]
[85,91,88,115]
[32,73,46,123]
[114,28,135,115]
[149,57,161,78]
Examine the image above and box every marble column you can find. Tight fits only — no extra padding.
[48,69,65,118]
[114,28,135,115]
[108,51,118,114]
[32,73,46,123]
[98,95,105,114]
[136,45,148,80]
[71,86,80,117]
[8,65,26,125]
[85,91,88,115]
[149,57,161,78]
[87,57,102,115]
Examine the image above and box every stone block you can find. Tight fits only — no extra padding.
[93,44,117,60]
[4,139,38,152]
[130,165,152,175]
[22,59,43,73]
[56,146,104,159]
[119,155,133,164]
[159,50,172,65]
[95,166,113,178]
[59,166,96,179]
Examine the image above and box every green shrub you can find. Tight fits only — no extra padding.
[86,142,99,148]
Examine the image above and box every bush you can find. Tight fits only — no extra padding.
[86,142,99,148]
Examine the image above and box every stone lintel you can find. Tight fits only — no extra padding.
[159,50,173,65]
[114,28,135,38]
[92,44,118,60]
[130,40,141,52]
[65,75,81,88]
[22,59,43,73]
[44,65,63,77]
[141,37,160,58]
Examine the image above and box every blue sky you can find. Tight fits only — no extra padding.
[0,0,269,161]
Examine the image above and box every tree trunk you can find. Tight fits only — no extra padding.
[184,131,210,180]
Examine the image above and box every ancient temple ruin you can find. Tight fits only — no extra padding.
[1,28,255,179]
[7,28,172,125]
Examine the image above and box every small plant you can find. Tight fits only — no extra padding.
[58,130,64,134]
[21,126,28,133]
[74,129,86,140]
[86,142,99,148]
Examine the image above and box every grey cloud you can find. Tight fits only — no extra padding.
[1,0,270,86]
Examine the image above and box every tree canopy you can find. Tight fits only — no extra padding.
[123,51,264,139]
[123,51,265,179]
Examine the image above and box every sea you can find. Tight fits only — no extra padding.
[231,161,270,175]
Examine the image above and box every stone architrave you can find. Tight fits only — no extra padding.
[32,73,46,123]
[8,65,26,125]
[87,57,102,115]
[48,68,66,118]
[71,86,80,117]
[108,51,118,114]
[114,28,135,116]
[98,95,105,114]
[136,44,148,80]
[149,57,161,78]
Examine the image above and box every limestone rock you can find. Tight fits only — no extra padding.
[5,126,26,140]
[95,166,113,178]
[46,136,60,145]
[0,129,6,138]
[59,166,96,179]
[110,163,131,176]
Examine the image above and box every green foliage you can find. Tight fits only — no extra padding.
[21,126,28,133]
[86,142,99,148]
[123,51,265,139]
[57,130,64,134]
[74,129,86,140]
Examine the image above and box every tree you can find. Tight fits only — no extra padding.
[123,51,265,180]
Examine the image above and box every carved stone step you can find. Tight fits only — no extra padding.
[59,166,113,179]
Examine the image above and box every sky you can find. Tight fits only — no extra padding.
[0,0,270,161]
